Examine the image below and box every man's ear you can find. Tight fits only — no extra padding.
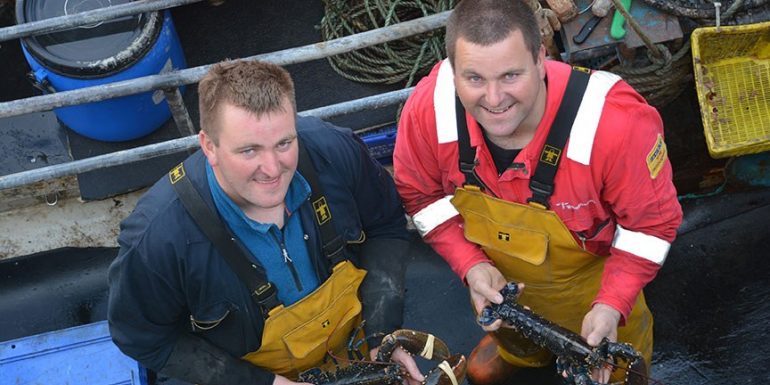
[537,44,547,80]
[199,130,217,166]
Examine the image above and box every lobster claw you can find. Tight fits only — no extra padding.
[423,353,467,385]
[376,330,467,385]
[477,307,498,327]
[377,329,452,362]
[478,282,521,327]
[606,341,648,385]
[500,281,520,300]
[594,339,648,385]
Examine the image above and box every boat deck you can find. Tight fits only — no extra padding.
[1,1,770,384]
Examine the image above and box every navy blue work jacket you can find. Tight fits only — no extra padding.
[107,116,408,375]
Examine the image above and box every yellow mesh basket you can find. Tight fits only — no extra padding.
[691,21,770,158]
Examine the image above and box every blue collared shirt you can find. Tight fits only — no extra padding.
[206,162,319,305]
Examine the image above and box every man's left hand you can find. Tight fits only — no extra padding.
[580,303,621,383]
[369,346,425,385]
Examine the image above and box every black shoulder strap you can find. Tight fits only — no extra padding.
[527,67,591,209]
[169,163,280,316]
[456,96,482,188]
[296,139,346,267]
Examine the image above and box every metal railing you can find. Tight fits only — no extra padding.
[0,0,203,42]
[0,88,415,190]
[0,1,450,192]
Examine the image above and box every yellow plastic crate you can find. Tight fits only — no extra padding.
[691,21,770,158]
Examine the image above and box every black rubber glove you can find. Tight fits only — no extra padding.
[357,237,410,348]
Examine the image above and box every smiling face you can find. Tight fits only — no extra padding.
[453,29,547,148]
[200,100,298,218]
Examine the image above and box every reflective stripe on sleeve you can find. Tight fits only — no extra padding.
[412,196,459,237]
[434,59,459,144]
[612,224,671,265]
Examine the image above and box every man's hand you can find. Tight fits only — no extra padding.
[580,303,622,383]
[465,262,507,331]
[273,374,313,385]
[369,346,425,385]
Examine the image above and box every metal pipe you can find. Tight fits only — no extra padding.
[0,87,414,190]
[0,0,203,43]
[298,87,413,120]
[0,11,450,119]
[163,87,196,137]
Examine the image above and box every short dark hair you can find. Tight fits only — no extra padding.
[198,59,296,144]
[445,0,541,64]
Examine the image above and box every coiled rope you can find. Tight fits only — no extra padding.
[319,0,456,87]
[603,0,697,107]
[606,0,768,106]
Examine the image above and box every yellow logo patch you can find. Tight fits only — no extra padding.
[313,196,331,225]
[572,65,591,74]
[646,134,667,179]
[169,163,186,184]
[540,145,561,166]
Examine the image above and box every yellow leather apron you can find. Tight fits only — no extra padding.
[242,260,368,379]
[451,185,652,380]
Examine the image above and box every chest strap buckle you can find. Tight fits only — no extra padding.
[527,180,553,210]
[252,282,279,316]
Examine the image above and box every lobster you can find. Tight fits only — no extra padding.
[298,329,467,385]
[478,282,648,385]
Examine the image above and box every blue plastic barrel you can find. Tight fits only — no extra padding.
[17,0,187,142]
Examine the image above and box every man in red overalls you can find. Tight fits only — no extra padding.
[393,0,682,383]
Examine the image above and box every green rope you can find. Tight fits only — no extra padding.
[320,0,456,87]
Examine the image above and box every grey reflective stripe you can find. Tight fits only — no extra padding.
[566,70,622,165]
[612,224,671,265]
[412,196,459,237]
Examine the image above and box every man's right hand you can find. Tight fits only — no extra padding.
[273,374,313,385]
[465,262,507,331]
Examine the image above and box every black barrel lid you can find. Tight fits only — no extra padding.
[17,0,162,78]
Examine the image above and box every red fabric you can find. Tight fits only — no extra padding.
[393,60,683,320]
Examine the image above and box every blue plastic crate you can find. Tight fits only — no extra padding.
[0,321,148,385]
[360,125,397,165]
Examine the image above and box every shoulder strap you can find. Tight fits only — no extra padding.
[527,67,591,209]
[169,163,280,317]
[456,96,483,188]
[296,138,346,267]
